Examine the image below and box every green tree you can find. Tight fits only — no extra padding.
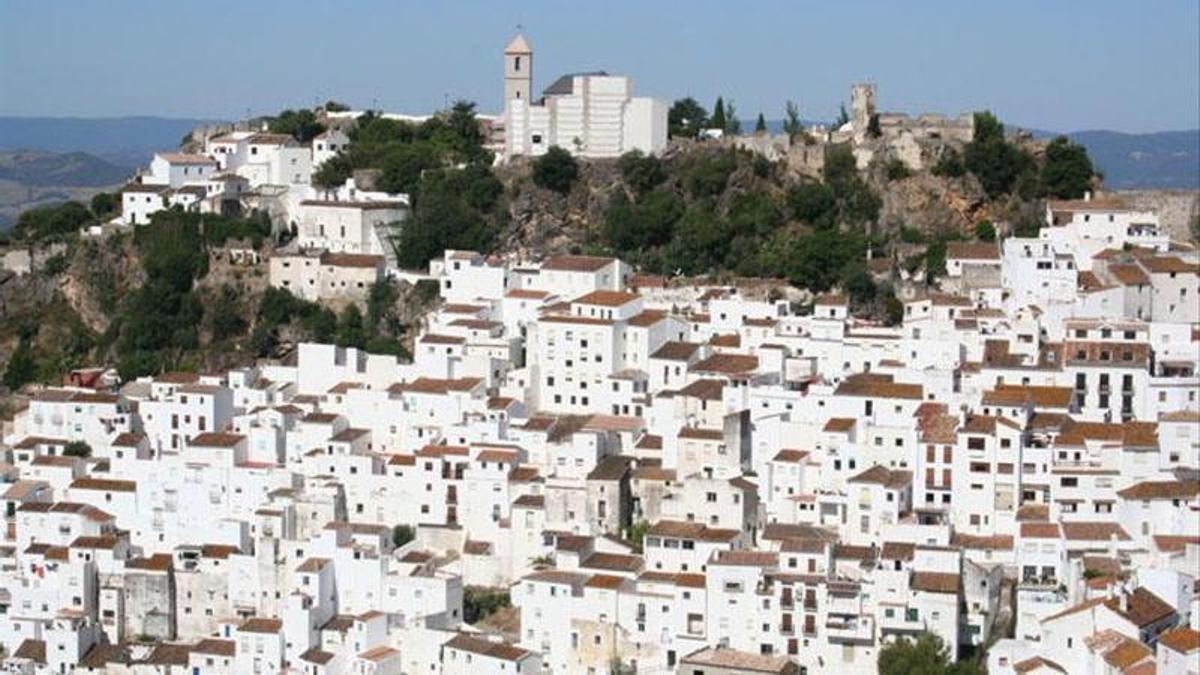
[684,151,736,198]
[974,220,997,241]
[710,96,726,132]
[668,97,708,138]
[14,201,93,242]
[442,100,489,164]
[393,166,503,269]
[90,192,118,218]
[1040,136,1095,199]
[932,147,966,178]
[302,307,338,343]
[209,285,248,341]
[269,109,325,142]
[885,158,912,181]
[878,632,980,675]
[782,100,803,141]
[322,100,350,112]
[336,304,367,349]
[313,154,353,189]
[366,279,399,336]
[392,524,415,547]
[788,182,836,227]
[377,143,440,195]
[867,113,882,138]
[3,336,37,390]
[63,441,92,458]
[603,188,682,253]
[463,588,512,624]
[835,104,850,128]
[531,146,579,195]
[925,239,949,282]
[626,520,651,553]
[723,100,740,135]
[755,113,767,134]
[616,151,667,196]
[964,111,1034,198]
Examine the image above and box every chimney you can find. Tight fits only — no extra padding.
[1119,589,1129,613]
[1083,191,1092,202]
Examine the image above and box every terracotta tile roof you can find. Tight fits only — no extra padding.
[319,252,383,268]
[239,617,283,634]
[1061,522,1129,542]
[1152,535,1200,553]
[540,255,614,272]
[1159,627,1200,653]
[70,477,136,493]
[772,449,809,463]
[692,353,759,375]
[512,494,545,509]
[635,434,663,450]
[834,372,923,400]
[1044,587,1174,627]
[677,378,724,400]
[678,427,724,441]
[712,550,778,567]
[13,639,46,664]
[946,241,1001,261]
[681,646,797,673]
[823,417,856,433]
[301,648,336,664]
[911,571,959,594]
[506,288,550,299]
[647,519,739,542]
[126,553,173,572]
[1117,480,1199,501]
[1141,256,1199,274]
[880,542,915,561]
[573,290,639,307]
[190,432,245,448]
[581,552,643,572]
[847,465,911,490]
[1020,522,1062,539]
[982,384,1073,409]
[626,309,668,327]
[443,633,530,661]
[1108,264,1151,286]
[951,533,1013,550]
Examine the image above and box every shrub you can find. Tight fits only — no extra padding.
[531,146,579,195]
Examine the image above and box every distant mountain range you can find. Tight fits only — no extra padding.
[0,116,220,169]
[1028,129,1199,190]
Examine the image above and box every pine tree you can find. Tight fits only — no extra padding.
[755,113,767,134]
[710,96,726,132]
[724,100,740,135]
[2,336,36,391]
[783,100,802,140]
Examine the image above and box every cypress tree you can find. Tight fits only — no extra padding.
[710,96,726,131]
[755,113,767,133]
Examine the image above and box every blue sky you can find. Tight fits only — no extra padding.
[1,0,1197,132]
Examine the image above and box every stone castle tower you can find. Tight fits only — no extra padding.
[850,82,877,131]
[504,34,533,108]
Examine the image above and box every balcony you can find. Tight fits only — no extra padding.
[825,614,874,642]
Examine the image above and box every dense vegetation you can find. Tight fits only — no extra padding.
[595,143,887,313]
[878,633,982,675]
[309,101,505,269]
[462,587,511,624]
